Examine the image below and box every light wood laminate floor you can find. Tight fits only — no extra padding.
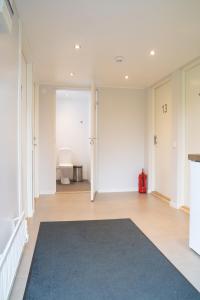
[56,180,90,193]
[10,192,200,299]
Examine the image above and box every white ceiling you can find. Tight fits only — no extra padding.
[16,0,200,88]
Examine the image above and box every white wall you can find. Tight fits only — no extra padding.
[39,86,56,194]
[0,6,20,218]
[56,90,90,180]
[98,88,146,192]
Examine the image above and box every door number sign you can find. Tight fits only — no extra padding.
[162,104,168,114]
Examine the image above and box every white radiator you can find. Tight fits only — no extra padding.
[0,215,28,300]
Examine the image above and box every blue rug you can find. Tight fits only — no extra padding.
[23,219,200,300]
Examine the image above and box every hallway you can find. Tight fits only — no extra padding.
[10,192,200,299]
[1,1,200,299]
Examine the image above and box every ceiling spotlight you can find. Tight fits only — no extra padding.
[70,72,74,77]
[115,56,124,63]
[150,49,155,56]
[125,75,129,80]
[75,44,81,50]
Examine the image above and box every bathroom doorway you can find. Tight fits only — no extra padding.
[56,89,91,193]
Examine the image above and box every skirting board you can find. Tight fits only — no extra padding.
[151,191,171,204]
[39,190,56,196]
[98,188,138,193]
[180,205,190,214]
[151,192,190,212]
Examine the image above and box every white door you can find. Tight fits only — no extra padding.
[33,84,39,199]
[154,80,172,199]
[90,84,98,201]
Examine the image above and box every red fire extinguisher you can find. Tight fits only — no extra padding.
[138,169,147,193]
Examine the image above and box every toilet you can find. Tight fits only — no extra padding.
[57,148,73,184]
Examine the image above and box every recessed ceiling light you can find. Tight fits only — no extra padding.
[125,75,129,80]
[75,44,81,50]
[150,49,155,56]
[115,56,124,63]
[70,72,74,77]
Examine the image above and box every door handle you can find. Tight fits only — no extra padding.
[89,137,96,145]
[154,135,158,145]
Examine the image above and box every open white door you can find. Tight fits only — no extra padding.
[33,84,39,199]
[90,84,98,201]
[26,63,34,217]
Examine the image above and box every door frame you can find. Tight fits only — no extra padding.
[148,60,200,209]
[18,52,35,218]
[90,84,98,201]
[148,76,172,195]
[17,40,23,217]
[148,74,185,208]
[54,86,98,196]
[33,84,40,199]
[153,78,172,200]
[182,58,200,208]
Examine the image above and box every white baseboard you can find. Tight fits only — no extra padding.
[39,190,56,196]
[98,187,138,193]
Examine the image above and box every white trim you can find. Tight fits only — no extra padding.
[40,83,91,90]
[96,90,99,193]
[53,88,57,197]
[33,84,39,198]
[39,82,146,91]
[182,68,189,208]
[182,59,200,208]
[98,188,138,193]
[146,88,155,193]
[39,190,56,196]
[17,20,22,217]
[97,85,145,90]
[151,77,171,89]
[90,83,97,201]
[172,70,186,208]
[180,57,200,72]
[27,63,34,217]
